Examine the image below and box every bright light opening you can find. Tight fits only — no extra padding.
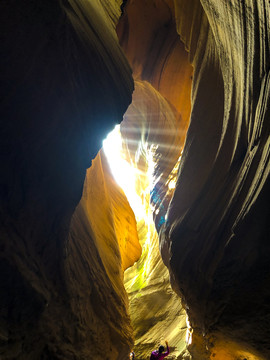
[185,316,193,346]
[103,124,192,351]
[103,125,145,219]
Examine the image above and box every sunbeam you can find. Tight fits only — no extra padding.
[103,125,147,219]
[103,123,192,355]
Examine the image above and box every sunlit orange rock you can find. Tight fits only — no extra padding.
[65,150,141,359]
[117,0,193,133]
[121,80,184,229]
[119,80,189,358]
[74,150,141,275]
[1,0,270,359]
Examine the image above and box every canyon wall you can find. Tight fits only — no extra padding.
[0,1,133,359]
[120,81,189,359]
[65,151,141,359]
[160,1,270,359]
[0,0,269,359]
[116,1,194,357]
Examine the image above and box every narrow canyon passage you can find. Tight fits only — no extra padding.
[103,86,192,359]
[1,1,269,360]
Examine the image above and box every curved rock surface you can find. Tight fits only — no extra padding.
[1,0,269,359]
[0,1,133,358]
[161,1,270,359]
[121,81,189,359]
[66,150,141,359]
[117,0,193,128]
[117,2,194,357]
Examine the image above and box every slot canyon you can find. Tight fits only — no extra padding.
[0,0,269,359]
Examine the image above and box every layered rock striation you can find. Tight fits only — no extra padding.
[116,2,194,357]
[160,1,270,359]
[66,151,141,359]
[0,1,133,358]
[0,0,269,359]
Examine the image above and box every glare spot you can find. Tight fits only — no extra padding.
[185,316,193,345]
[168,179,176,190]
[165,153,181,191]
[103,125,145,219]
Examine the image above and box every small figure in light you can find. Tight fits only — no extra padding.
[150,340,170,359]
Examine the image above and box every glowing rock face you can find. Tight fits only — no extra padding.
[1,0,269,359]
[66,150,141,359]
[115,2,194,356]
[115,81,190,359]
[120,81,184,229]
[117,0,193,129]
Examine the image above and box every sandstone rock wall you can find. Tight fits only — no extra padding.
[121,81,188,359]
[65,151,141,360]
[0,1,133,358]
[1,0,269,359]
[161,1,270,358]
[117,0,193,127]
[116,2,194,358]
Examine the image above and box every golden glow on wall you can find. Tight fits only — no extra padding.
[103,124,157,228]
[103,124,192,356]
[103,124,156,290]
[165,154,182,191]
[185,317,193,346]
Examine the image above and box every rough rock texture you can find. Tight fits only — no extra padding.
[0,1,133,358]
[66,150,141,359]
[124,229,187,360]
[117,0,193,127]
[160,1,270,359]
[1,0,269,359]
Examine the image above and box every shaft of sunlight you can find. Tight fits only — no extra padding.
[103,125,145,219]
[103,124,192,350]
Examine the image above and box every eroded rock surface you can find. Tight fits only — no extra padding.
[120,81,189,359]
[161,1,270,359]
[1,0,269,359]
[0,1,133,358]
[116,3,194,356]
[66,151,141,359]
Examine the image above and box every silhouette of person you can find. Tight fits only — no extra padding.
[129,350,135,360]
[150,340,170,359]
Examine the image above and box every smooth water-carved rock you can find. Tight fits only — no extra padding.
[0,1,133,358]
[161,1,270,358]
[120,80,189,359]
[66,150,141,359]
[117,0,193,127]
[1,0,269,359]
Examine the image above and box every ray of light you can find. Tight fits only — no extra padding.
[103,124,192,350]
[103,125,146,219]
